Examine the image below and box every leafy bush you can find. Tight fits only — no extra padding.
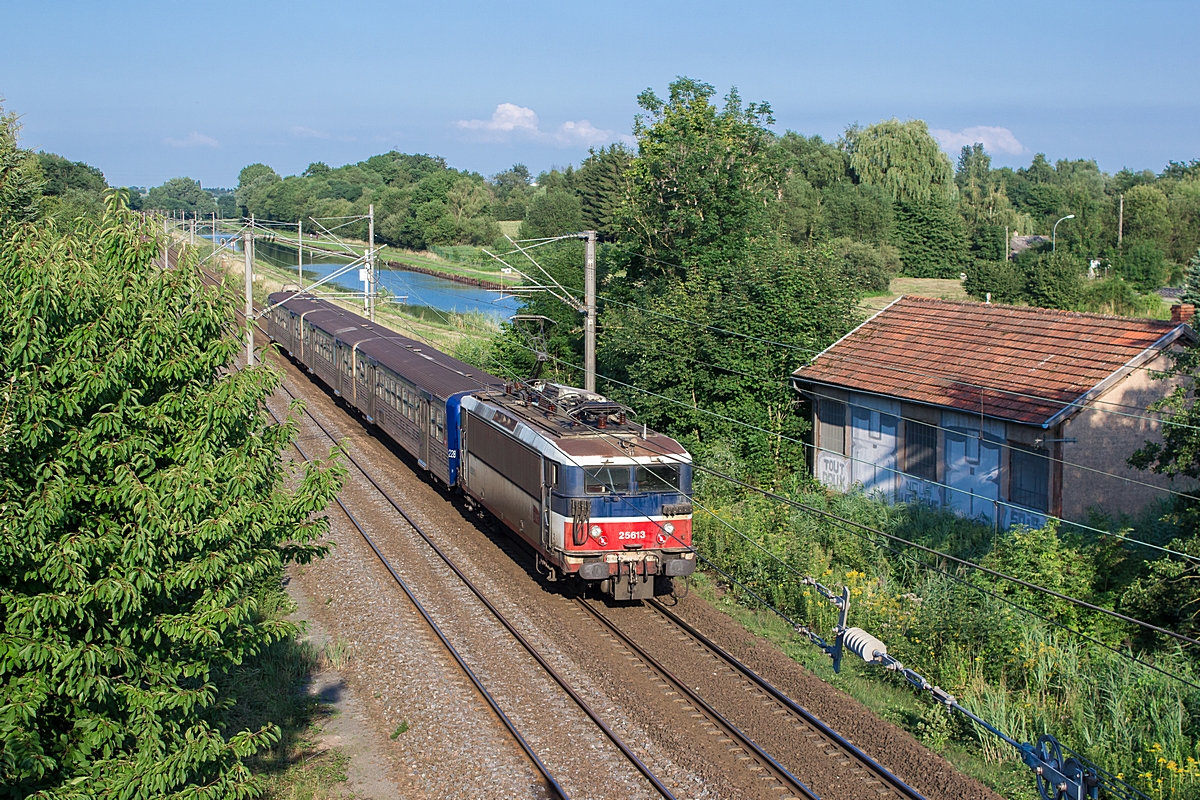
[1077,276,1164,316]
[0,198,344,795]
[1115,241,1170,291]
[691,477,1200,798]
[1023,250,1085,309]
[964,259,1025,304]
[830,238,899,293]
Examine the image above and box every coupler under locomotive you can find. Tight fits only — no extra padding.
[563,551,697,601]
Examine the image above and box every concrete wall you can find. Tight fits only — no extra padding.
[1060,350,1189,521]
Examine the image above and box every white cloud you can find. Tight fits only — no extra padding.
[554,119,619,146]
[458,103,541,134]
[164,131,219,148]
[931,125,1025,156]
[291,125,330,139]
[457,103,628,147]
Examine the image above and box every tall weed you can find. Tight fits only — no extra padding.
[693,478,1200,797]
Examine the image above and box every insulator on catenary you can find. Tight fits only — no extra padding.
[841,627,888,663]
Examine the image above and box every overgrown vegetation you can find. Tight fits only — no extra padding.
[472,78,1200,798]
[692,462,1200,798]
[0,105,345,795]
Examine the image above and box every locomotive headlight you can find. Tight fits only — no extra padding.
[589,525,602,539]
[663,522,675,535]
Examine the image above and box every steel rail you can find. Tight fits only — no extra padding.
[648,599,928,800]
[253,367,568,799]
[270,372,677,800]
[577,598,819,800]
[217,277,677,799]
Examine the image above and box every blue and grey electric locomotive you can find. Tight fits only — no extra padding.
[265,292,695,600]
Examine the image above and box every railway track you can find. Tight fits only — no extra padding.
[282,420,569,799]
[193,264,674,797]
[240,330,677,797]
[577,598,818,800]
[641,599,928,800]
[195,259,949,799]
[277,376,676,798]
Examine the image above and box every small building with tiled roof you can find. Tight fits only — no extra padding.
[791,296,1196,527]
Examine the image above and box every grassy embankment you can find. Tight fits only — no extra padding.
[259,230,523,287]
[689,469,1200,800]
[218,584,355,800]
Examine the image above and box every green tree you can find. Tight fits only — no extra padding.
[445,177,489,223]
[145,176,218,216]
[235,163,279,216]
[1166,178,1200,265]
[520,188,584,239]
[0,104,43,234]
[892,198,969,277]
[575,144,632,237]
[1124,183,1171,248]
[822,181,893,243]
[490,164,533,221]
[217,192,237,218]
[0,196,343,795]
[844,119,964,276]
[621,77,783,280]
[1115,240,1169,291]
[588,78,856,473]
[844,118,955,205]
[1022,250,1085,309]
[1183,248,1200,306]
[36,152,106,197]
[778,132,847,189]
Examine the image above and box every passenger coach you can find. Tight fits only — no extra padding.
[266,292,695,600]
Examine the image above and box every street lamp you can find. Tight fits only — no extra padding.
[1052,214,1075,252]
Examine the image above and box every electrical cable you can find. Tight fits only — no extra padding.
[249,253,1200,671]
[501,340,1197,563]
[566,274,1200,431]
[247,278,1200,800]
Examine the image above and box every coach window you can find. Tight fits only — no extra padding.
[584,466,631,494]
[431,407,445,443]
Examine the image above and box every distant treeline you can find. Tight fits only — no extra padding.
[211,120,1200,309]
[33,97,1200,312]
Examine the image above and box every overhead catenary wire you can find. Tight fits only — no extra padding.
[465,349,1200,695]
[493,338,1199,563]
[238,273,1200,799]
[238,243,1196,568]
[573,274,1200,430]
[231,242,1200,663]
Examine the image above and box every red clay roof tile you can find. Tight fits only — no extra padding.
[792,296,1189,425]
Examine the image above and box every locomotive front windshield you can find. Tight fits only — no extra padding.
[584,466,631,494]
[636,465,679,492]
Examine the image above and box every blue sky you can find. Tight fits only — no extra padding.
[4,0,1197,189]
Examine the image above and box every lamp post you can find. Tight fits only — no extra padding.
[1052,214,1075,252]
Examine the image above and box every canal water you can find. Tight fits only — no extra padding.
[244,239,522,320]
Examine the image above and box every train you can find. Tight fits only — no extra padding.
[264,291,696,600]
